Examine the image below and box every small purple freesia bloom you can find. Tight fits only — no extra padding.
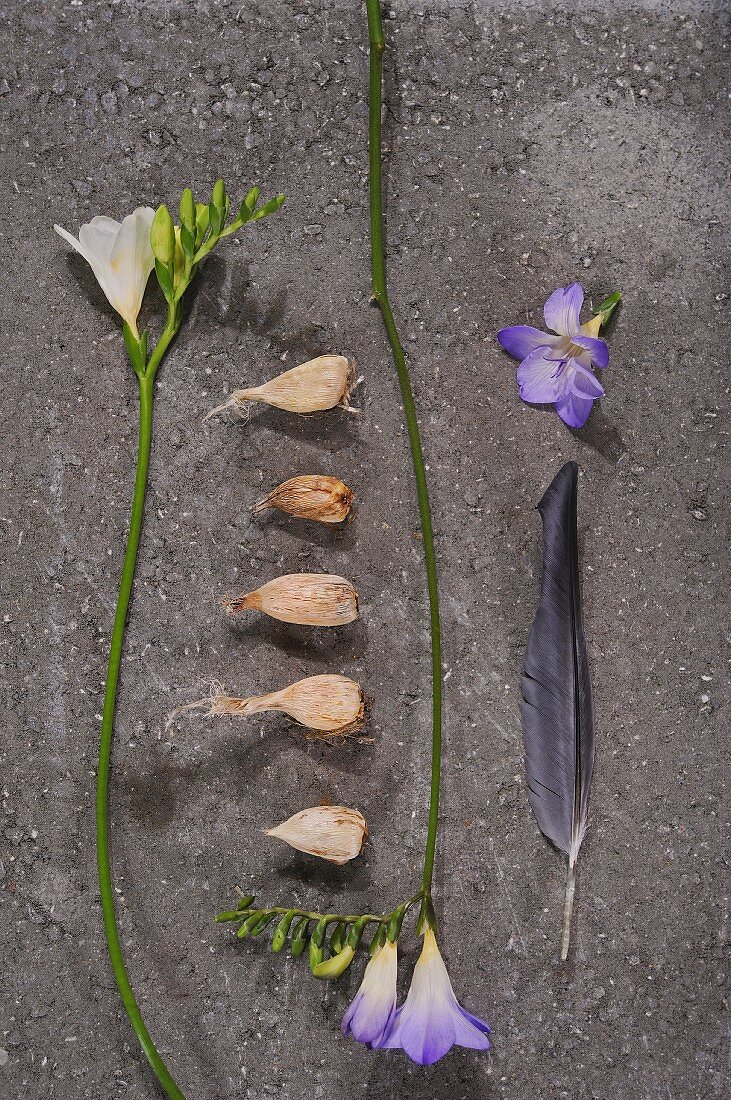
[498,281,609,428]
[375,929,491,1065]
[342,938,398,1048]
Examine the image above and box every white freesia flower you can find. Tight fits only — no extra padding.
[54,207,156,336]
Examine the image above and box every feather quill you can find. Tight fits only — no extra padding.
[520,461,594,960]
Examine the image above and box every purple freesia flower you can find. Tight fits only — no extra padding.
[498,282,608,428]
[342,938,398,1048]
[375,929,491,1065]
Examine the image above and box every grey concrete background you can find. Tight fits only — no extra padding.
[1,0,728,1097]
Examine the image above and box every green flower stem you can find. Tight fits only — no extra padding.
[96,329,186,1099]
[217,908,385,926]
[216,890,424,928]
[366,0,443,901]
[146,304,181,378]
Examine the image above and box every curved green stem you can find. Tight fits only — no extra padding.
[97,361,186,1098]
[366,0,443,899]
[216,890,425,927]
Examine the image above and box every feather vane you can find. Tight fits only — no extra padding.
[520,461,594,960]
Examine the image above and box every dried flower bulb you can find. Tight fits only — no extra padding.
[265,805,368,864]
[224,573,359,627]
[166,674,365,737]
[253,475,353,524]
[206,355,358,419]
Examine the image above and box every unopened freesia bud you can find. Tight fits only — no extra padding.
[179,188,195,232]
[150,204,175,265]
[312,944,355,981]
[224,573,359,627]
[265,805,368,865]
[212,178,226,210]
[253,475,353,524]
[195,202,209,243]
[205,355,358,419]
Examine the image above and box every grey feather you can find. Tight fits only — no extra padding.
[520,461,594,958]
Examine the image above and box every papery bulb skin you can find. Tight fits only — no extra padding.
[206,355,358,419]
[265,805,368,864]
[224,574,359,627]
[249,674,365,733]
[166,674,365,736]
[253,475,353,524]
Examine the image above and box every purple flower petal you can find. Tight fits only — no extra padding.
[342,940,398,1048]
[555,390,595,428]
[342,990,396,1048]
[517,347,565,404]
[459,1007,492,1034]
[573,333,609,369]
[375,930,490,1066]
[450,1006,493,1050]
[544,282,584,336]
[379,1003,455,1065]
[497,325,559,361]
[569,361,604,399]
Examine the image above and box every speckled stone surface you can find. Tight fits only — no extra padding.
[1,1,728,1097]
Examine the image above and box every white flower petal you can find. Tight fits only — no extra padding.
[79,216,121,263]
[54,224,88,262]
[108,207,155,329]
[56,207,155,333]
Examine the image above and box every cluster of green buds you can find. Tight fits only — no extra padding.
[215,891,423,981]
[150,179,284,305]
[124,180,285,377]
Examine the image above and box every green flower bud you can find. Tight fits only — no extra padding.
[309,917,328,973]
[271,911,297,953]
[290,916,309,957]
[179,188,195,232]
[309,941,324,971]
[346,916,369,951]
[249,194,286,222]
[251,912,277,936]
[236,894,255,911]
[212,178,226,209]
[150,204,175,265]
[195,203,210,246]
[330,922,347,955]
[179,224,196,260]
[236,910,263,938]
[312,944,354,981]
[239,186,260,221]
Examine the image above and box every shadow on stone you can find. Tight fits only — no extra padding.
[571,405,626,463]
